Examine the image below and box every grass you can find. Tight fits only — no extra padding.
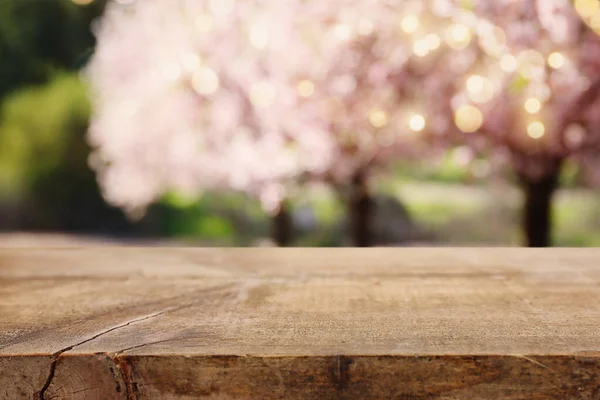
[160,179,600,247]
[395,180,600,246]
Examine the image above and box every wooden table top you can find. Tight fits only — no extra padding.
[2,248,600,399]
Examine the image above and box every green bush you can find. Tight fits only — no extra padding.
[0,0,106,97]
[0,74,90,193]
[0,73,132,232]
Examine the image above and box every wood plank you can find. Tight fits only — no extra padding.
[2,248,600,399]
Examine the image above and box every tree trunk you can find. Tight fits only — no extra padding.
[349,169,373,247]
[272,201,292,247]
[519,169,560,248]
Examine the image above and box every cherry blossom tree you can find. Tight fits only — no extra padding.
[86,0,336,246]
[272,0,476,246]
[433,0,600,246]
[232,0,488,246]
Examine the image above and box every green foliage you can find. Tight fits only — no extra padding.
[195,215,235,241]
[392,155,472,184]
[0,0,106,97]
[559,160,581,187]
[0,72,132,232]
[0,73,89,193]
[161,193,260,245]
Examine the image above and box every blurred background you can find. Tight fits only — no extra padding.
[1,0,600,248]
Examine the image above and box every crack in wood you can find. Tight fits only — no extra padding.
[33,356,58,400]
[32,310,172,399]
[0,282,237,353]
[31,283,240,399]
[114,339,177,356]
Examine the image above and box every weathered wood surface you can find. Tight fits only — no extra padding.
[2,248,600,399]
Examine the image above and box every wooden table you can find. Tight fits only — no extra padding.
[1,248,600,399]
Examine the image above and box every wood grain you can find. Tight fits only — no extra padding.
[1,248,600,399]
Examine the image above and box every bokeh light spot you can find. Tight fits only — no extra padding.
[425,34,441,50]
[369,108,388,128]
[500,54,518,72]
[412,39,430,57]
[524,98,541,114]
[191,67,219,95]
[547,52,565,69]
[296,80,314,98]
[250,22,269,49]
[466,75,494,104]
[409,114,426,132]
[454,105,483,133]
[400,15,420,34]
[445,24,472,50]
[527,121,545,139]
[333,24,352,40]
